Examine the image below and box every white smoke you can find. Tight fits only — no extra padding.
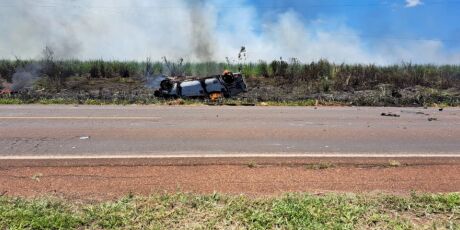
[0,0,458,64]
[11,63,42,91]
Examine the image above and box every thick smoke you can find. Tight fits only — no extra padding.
[0,0,459,64]
[1,1,82,59]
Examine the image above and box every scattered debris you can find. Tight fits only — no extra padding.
[381,112,400,117]
[401,110,429,116]
[79,136,90,140]
[428,117,438,122]
[439,108,444,111]
[247,162,258,168]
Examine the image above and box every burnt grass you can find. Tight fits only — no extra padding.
[1,59,459,106]
[242,76,460,106]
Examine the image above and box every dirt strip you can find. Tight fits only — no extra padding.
[1,158,459,201]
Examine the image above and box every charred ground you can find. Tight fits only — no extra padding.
[1,59,459,106]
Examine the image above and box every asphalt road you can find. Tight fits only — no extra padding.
[1,105,459,157]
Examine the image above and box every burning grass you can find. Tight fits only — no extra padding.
[0,193,458,229]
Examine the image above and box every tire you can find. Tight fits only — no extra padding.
[222,74,235,84]
[160,79,174,91]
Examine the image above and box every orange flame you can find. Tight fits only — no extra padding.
[209,92,222,102]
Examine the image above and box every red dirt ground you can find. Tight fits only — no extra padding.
[1,158,459,201]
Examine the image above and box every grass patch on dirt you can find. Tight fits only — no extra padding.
[1,193,458,229]
[304,162,336,170]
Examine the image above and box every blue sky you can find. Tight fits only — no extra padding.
[0,0,459,64]
[247,0,460,51]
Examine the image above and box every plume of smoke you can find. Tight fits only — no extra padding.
[10,46,62,92]
[11,63,42,91]
[144,57,166,89]
[1,2,82,60]
[0,0,459,64]
[188,0,216,62]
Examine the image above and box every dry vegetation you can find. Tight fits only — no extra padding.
[1,57,459,106]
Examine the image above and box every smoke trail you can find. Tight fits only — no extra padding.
[188,0,216,61]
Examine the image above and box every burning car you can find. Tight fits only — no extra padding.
[154,71,247,100]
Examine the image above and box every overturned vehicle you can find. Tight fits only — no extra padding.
[154,71,247,100]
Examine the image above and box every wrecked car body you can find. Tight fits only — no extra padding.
[154,72,247,100]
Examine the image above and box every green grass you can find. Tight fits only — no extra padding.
[1,97,458,107]
[0,98,23,104]
[0,193,458,229]
[0,97,328,107]
[258,99,318,106]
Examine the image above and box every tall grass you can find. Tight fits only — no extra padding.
[1,59,459,91]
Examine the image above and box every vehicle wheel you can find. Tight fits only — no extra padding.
[160,79,174,91]
[222,74,235,84]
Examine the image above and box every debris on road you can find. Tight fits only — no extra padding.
[401,110,428,115]
[381,112,400,117]
[428,117,438,121]
[79,136,90,140]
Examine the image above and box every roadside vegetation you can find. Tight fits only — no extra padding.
[1,57,459,106]
[0,193,458,229]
